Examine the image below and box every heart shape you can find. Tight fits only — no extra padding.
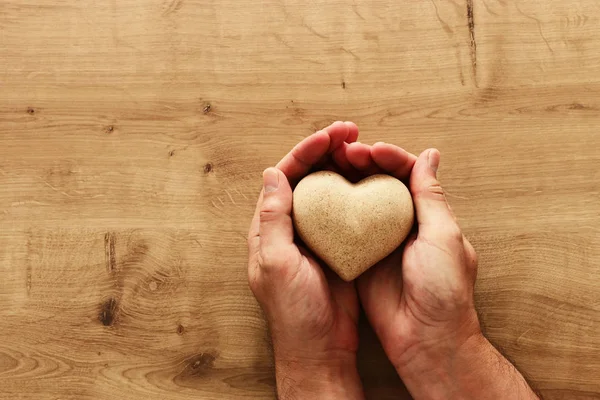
[292,171,415,281]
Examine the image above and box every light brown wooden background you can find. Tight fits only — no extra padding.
[1,0,599,399]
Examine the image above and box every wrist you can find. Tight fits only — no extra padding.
[392,308,483,375]
[397,331,539,400]
[396,331,489,400]
[274,353,364,400]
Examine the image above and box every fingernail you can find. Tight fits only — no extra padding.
[428,149,440,173]
[263,168,279,193]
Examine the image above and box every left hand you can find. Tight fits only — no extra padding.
[247,121,366,399]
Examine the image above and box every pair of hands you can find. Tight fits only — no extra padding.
[247,121,481,398]
[248,121,539,400]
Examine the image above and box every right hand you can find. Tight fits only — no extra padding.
[348,143,539,400]
[356,147,481,373]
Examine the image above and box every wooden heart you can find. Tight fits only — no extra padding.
[292,171,414,281]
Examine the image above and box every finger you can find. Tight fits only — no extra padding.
[247,188,264,284]
[275,130,331,185]
[346,142,383,175]
[357,248,404,337]
[248,189,264,257]
[332,142,353,171]
[322,159,363,184]
[346,142,371,169]
[259,168,296,261]
[331,142,363,181]
[276,122,351,185]
[370,142,417,180]
[344,121,359,143]
[323,120,350,152]
[410,149,460,240]
[321,160,343,175]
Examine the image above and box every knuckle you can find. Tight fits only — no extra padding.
[413,182,446,202]
[258,247,278,269]
[258,247,297,274]
[427,182,445,197]
[260,195,280,211]
[259,208,279,223]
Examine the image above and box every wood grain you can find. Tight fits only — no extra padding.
[1,0,599,398]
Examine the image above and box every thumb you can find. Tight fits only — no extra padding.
[410,149,459,240]
[259,168,295,253]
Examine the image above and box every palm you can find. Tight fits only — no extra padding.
[401,238,469,325]
[297,251,359,352]
[363,238,465,361]
[247,243,358,356]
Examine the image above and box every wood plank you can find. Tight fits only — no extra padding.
[1,0,599,398]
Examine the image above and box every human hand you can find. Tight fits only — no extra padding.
[247,121,365,400]
[357,148,480,369]
[349,145,537,399]
[324,141,477,364]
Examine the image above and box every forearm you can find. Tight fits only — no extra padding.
[275,355,365,400]
[397,333,539,400]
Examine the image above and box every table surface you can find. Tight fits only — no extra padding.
[1,0,599,399]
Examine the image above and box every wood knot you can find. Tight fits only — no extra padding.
[169,150,176,157]
[174,352,218,382]
[26,107,35,115]
[177,324,185,335]
[99,297,119,326]
[188,353,216,374]
[105,125,114,134]
[568,102,586,110]
[203,163,213,173]
[341,81,346,89]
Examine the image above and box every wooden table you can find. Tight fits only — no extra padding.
[1,1,599,399]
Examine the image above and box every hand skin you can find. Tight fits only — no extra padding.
[247,121,366,400]
[248,121,539,399]
[355,146,540,400]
